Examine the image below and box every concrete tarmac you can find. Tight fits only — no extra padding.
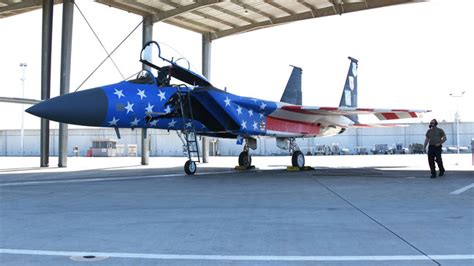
[0,154,473,266]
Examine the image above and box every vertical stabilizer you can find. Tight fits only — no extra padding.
[339,57,359,122]
[280,65,302,105]
[339,57,358,107]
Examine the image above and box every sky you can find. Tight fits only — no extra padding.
[0,0,473,130]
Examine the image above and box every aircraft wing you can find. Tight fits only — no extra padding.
[280,106,430,121]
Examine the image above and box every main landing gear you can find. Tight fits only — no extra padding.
[237,138,257,169]
[290,138,305,168]
[238,145,252,168]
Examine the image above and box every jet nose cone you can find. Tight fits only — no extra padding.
[26,88,108,126]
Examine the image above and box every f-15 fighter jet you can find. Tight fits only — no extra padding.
[27,41,429,175]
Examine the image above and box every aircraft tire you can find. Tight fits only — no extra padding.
[184,160,196,175]
[292,151,305,168]
[238,151,252,167]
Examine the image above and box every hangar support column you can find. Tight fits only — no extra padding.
[141,15,153,165]
[201,34,211,163]
[58,0,74,167]
[40,0,54,167]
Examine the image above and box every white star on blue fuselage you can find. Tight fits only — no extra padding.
[108,117,119,126]
[158,90,166,101]
[113,89,124,99]
[131,118,140,127]
[260,102,266,110]
[224,97,231,107]
[241,120,247,129]
[164,105,171,114]
[149,120,158,126]
[125,101,134,114]
[236,105,242,115]
[145,103,154,113]
[168,119,177,128]
[137,89,147,100]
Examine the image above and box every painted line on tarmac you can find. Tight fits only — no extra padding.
[450,183,474,195]
[1,249,473,262]
[0,170,235,187]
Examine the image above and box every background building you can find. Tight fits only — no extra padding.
[1,122,472,157]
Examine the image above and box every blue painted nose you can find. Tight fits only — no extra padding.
[26,88,108,126]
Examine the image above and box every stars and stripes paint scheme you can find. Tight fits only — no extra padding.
[101,82,279,137]
[103,82,209,131]
[26,53,430,149]
[25,41,431,174]
[27,77,429,139]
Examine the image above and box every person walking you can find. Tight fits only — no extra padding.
[424,119,447,178]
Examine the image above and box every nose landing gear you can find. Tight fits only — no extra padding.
[184,159,197,175]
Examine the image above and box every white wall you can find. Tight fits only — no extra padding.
[1,122,472,156]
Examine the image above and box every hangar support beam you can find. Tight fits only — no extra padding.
[201,34,212,163]
[0,97,40,105]
[58,0,74,167]
[141,15,153,165]
[40,0,54,167]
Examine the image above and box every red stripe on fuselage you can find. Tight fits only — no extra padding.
[381,112,399,120]
[266,117,320,134]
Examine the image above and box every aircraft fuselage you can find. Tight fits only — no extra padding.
[27,80,345,139]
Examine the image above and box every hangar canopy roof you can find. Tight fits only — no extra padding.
[1,0,420,40]
[0,0,61,18]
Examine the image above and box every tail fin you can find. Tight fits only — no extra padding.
[280,65,302,105]
[339,57,359,122]
[339,57,358,107]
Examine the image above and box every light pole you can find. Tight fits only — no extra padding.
[449,91,465,156]
[20,62,27,156]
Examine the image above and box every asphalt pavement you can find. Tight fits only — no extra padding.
[0,155,473,266]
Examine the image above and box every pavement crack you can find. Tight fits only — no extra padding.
[311,177,441,266]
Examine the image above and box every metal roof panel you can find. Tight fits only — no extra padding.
[1,0,424,40]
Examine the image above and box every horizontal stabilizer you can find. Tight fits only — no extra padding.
[352,123,408,128]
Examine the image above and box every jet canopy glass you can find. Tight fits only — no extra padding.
[140,41,211,87]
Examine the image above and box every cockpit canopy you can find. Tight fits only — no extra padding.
[139,41,212,87]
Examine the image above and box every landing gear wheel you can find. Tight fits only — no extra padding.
[238,151,252,168]
[292,151,305,168]
[184,160,196,175]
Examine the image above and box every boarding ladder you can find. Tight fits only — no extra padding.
[176,85,200,163]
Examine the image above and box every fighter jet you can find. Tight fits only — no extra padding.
[27,41,429,175]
